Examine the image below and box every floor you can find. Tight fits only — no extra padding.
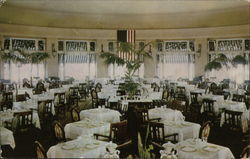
[1,98,249,158]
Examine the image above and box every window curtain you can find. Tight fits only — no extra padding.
[58,53,97,80]
[206,54,249,84]
[156,54,194,80]
[3,62,45,83]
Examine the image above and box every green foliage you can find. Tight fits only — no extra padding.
[100,52,125,66]
[204,53,247,72]
[29,52,50,63]
[137,133,155,159]
[0,49,50,64]
[100,40,160,97]
[232,55,247,66]
[204,61,222,71]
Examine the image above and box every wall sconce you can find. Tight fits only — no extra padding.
[101,44,104,53]
[196,44,202,57]
[52,43,57,57]
[148,45,152,55]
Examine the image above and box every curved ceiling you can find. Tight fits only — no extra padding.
[0,0,249,29]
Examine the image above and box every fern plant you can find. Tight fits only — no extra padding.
[204,53,247,72]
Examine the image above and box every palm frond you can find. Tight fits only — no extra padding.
[232,55,247,66]
[30,52,50,63]
[99,52,125,66]
[205,60,222,71]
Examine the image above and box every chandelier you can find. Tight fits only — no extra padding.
[0,0,6,7]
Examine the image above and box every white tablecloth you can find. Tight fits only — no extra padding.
[47,137,109,158]
[80,108,121,123]
[149,108,185,122]
[64,119,110,139]
[0,127,15,149]
[175,139,234,159]
[163,121,201,141]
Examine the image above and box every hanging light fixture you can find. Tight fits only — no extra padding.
[0,0,6,7]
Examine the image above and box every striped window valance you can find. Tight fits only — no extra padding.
[58,54,96,63]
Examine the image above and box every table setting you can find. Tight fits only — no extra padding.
[162,120,201,142]
[47,135,110,158]
[174,138,234,159]
[149,107,185,122]
[64,119,110,139]
[80,108,121,123]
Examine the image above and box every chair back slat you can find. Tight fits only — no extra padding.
[224,109,243,131]
[110,120,129,144]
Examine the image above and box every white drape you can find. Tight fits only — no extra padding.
[3,62,45,83]
[58,53,97,80]
[156,54,194,80]
[206,54,249,84]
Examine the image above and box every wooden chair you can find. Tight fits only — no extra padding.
[91,89,99,108]
[79,83,87,99]
[68,87,80,107]
[232,94,245,102]
[96,82,102,89]
[148,121,178,150]
[52,120,66,143]
[36,82,46,92]
[12,110,33,134]
[1,92,13,110]
[201,99,220,124]
[16,94,27,102]
[34,141,47,158]
[153,86,160,92]
[199,121,212,142]
[94,120,132,148]
[245,92,250,109]
[117,102,128,121]
[189,92,202,122]
[190,92,201,105]
[176,86,186,96]
[151,82,157,89]
[71,107,80,122]
[54,92,66,115]
[32,88,43,95]
[223,109,243,132]
[136,108,161,124]
[162,89,169,102]
[38,100,54,130]
[209,82,218,94]
[240,145,250,159]
[95,86,102,93]
[23,81,32,88]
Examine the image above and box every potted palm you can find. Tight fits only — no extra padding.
[100,40,160,97]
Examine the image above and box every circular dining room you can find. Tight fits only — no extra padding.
[0,0,249,158]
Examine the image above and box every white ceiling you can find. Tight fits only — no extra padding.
[0,0,249,29]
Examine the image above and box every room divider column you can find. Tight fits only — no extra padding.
[144,40,157,78]
[96,39,109,78]
[46,38,59,78]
